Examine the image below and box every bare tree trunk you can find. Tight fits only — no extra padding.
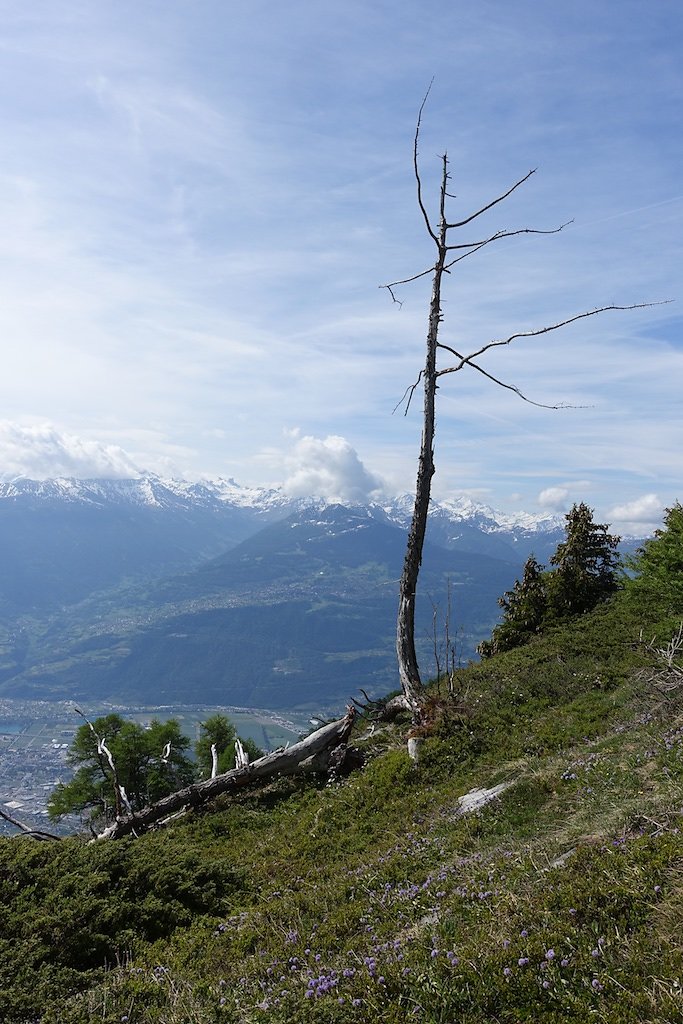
[396,157,448,720]
[93,708,356,841]
[385,90,657,726]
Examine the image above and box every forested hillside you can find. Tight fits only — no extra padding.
[0,489,563,709]
[0,506,681,1022]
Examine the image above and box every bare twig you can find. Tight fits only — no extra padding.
[643,622,683,677]
[444,168,537,229]
[381,222,571,301]
[393,371,424,416]
[381,264,437,297]
[445,221,572,251]
[414,80,438,244]
[462,303,668,365]
[436,343,585,409]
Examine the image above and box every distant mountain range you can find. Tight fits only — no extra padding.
[0,476,634,711]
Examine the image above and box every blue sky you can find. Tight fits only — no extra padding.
[0,1,680,531]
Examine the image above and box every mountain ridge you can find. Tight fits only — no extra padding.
[0,476,646,710]
[0,472,568,538]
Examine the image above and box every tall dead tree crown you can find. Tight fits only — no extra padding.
[384,85,662,723]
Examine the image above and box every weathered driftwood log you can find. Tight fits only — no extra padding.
[94,706,357,841]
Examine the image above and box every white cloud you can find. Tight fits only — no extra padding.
[0,422,142,480]
[279,433,385,503]
[538,486,570,511]
[607,493,664,533]
[0,4,678,516]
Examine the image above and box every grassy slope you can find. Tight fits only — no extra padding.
[0,583,681,1023]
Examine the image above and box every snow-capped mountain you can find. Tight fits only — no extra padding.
[0,475,566,617]
[0,474,290,514]
[0,473,564,530]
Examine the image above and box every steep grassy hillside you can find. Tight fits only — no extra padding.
[0,514,681,1023]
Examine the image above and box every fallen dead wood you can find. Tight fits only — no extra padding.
[0,804,61,841]
[456,780,511,814]
[94,706,357,841]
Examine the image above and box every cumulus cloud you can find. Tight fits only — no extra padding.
[0,422,142,480]
[280,433,385,503]
[537,486,570,511]
[607,494,664,533]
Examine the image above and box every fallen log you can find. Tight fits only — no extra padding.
[94,706,357,841]
[0,804,61,841]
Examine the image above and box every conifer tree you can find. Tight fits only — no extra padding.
[478,555,547,657]
[627,502,683,613]
[546,502,620,618]
[480,504,621,658]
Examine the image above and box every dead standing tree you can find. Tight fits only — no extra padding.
[386,91,656,723]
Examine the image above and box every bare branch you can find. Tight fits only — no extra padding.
[439,152,449,227]
[436,347,585,409]
[235,738,250,769]
[445,168,537,229]
[0,804,60,841]
[414,80,439,244]
[380,263,437,301]
[464,303,669,363]
[445,221,572,252]
[643,621,683,679]
[393,370,423,416]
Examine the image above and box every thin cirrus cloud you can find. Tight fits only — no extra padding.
[0,1,679,528]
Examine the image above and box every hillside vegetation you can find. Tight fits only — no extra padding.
[0,507,681,1023]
